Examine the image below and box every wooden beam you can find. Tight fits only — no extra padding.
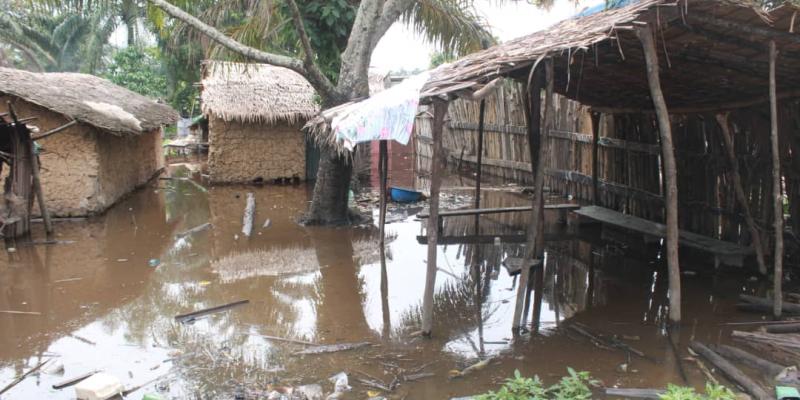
[716,113,766,275]
[591,112,601,205]
[637,26,681,324]
[421,99,449,336]
[687,13,800,46]
[592,88,800,115]
[31,120,77,141]
[769,40,784,319]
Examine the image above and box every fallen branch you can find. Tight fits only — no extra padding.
[243,333,317,346]
[605,388,664,399]
[0,310,41,316]
[52,371,98,390]
[765,322,800,334]
[732,330,800,350]
[739,294,800,314]
[294,341,371,355]
[689,341,770,400]
[712,344,786,377]
[176,222,211,238]
[0,359,50,395]
[174,299,249,323]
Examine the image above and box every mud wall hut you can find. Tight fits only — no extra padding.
[0,67,178,217]
[201,61,319,183]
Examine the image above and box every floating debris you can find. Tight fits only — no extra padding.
[212,248,320,283]
[294,342,371,356]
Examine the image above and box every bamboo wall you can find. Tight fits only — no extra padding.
[414,79,800,249]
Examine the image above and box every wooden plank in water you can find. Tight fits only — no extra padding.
[573,206,751,257]
[415,232,577,245]
[174,299,249,323]
[417,204,580,219]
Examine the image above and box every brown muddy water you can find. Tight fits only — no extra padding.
[0,163,778,399]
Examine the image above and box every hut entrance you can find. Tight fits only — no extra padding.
[0,104,53,239]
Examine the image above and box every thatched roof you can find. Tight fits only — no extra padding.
[307,0,800,151]
[423,0,800,110]
[201,61,319,125]
[0,67,178,135]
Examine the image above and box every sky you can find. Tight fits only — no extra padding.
[370,0,603,72]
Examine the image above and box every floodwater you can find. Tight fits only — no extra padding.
[0,161,779,399]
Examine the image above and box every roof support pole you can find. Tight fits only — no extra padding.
[768,40,784,319]
[591,112,601,205]
[715,113,766,275]
[636,26,681,324]
[474,99,486,234]
[513,59,548,331]
[378,140,388,245]
[421,98,449,336]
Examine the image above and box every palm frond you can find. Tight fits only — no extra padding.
[402,0,496,57]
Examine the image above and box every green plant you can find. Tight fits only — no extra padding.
[475,370,547,400]
[476,368,599,400]
[548,368,600,400]
[659,383,736,400]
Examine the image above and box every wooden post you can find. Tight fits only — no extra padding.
[474,99,486,234]
[5,103,33,238]
[769,40,783,319]
[591,112,601,205]
[636,26,681,323]
[715,113,766,275]
[421,99,449,336]
[378,140,388,244]
[512,62,544,330]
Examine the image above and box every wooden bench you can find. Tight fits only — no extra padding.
[573,205,753,267]
[416,204,581,234]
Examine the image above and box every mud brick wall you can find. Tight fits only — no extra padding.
[0,96,164,216]
[207,116,306,183]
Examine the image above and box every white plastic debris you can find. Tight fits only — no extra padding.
[74,372,123,400]
[42,359,64,375]
[326,372,351,399]
[296,384,323,400]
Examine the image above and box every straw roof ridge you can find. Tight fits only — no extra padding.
[201,61,319,125]
[0,67,178,135]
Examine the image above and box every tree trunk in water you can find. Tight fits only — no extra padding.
[637,26,681,324]
[769,40,783,319]
[304,147,353,225]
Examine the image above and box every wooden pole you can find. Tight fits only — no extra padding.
[421,99,449,336]
[474,99,486,234]
[769,40,783,319]
[591,112,601,205]
[31,120,76,141]
[379,140,388,244]
[636,26,681,323]
[29,142,52,235]
[5,103,33,238]
[715,113,766,274]
[513,62,545,330]
[689,341,770,400]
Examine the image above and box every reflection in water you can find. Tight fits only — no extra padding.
[0,166,770,399]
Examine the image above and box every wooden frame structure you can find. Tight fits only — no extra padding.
[415,0,800,329]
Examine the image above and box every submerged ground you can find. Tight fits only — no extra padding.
[0,161,777,399]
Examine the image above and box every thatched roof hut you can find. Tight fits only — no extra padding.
[201,61,319,183]
[0,67,177,216]
[0,67,178,135]
[201,61,319,125]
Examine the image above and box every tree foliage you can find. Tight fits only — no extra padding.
[103,46,168,99]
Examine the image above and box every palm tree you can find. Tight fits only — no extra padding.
[0,2,116,72]
[147,0,498,225]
